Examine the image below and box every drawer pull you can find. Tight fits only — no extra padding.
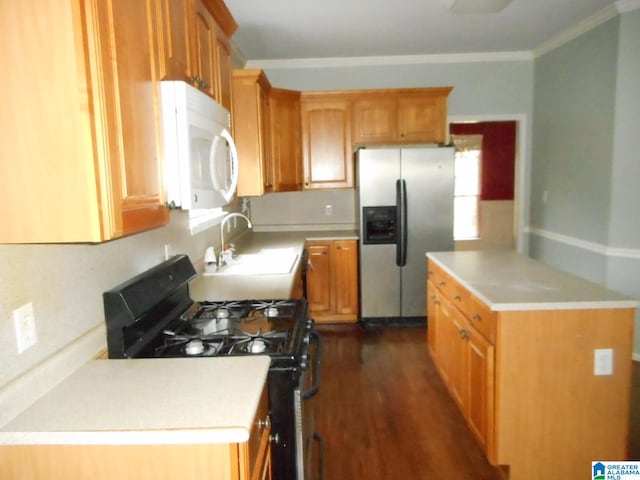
[430,295,440,305]
[473,313,482,322]
[459,328,469,340]
[439,281,446,287]
[454,295,462,301]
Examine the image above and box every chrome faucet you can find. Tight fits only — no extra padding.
[219,212,252,267]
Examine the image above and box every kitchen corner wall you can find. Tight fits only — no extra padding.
[0,207,246,420]
[530,9,640,356]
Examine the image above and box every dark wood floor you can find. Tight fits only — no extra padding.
[313,324,640,479]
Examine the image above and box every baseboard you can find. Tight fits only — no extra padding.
[360,316,426,328]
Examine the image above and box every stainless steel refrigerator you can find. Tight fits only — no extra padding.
[357,145,455,326]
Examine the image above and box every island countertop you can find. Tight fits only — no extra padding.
[0,356,270,446]
[427,250,638,311]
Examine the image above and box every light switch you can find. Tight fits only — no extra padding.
[594,348,613,376]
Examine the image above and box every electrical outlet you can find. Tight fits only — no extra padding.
[594,348,613,376]
[13,302,37,354]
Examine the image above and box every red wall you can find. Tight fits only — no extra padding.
[450,121,516,201]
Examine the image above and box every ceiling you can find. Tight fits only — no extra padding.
[223,0,619,62]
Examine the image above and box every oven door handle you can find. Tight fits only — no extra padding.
[302,330,322,400]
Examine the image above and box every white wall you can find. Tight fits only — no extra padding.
[529,10,640,356]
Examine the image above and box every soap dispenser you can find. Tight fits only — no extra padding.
[204,246,217,274]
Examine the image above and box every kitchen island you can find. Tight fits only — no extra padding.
[427,250,637,480]
[0,356,271,480]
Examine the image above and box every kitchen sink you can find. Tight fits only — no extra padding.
[208,249,299,276]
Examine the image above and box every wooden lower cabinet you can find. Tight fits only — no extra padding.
[306,240,359,323]
[427,258,635,479]
[0,386,272,480]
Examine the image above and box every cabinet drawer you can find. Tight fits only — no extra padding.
[428,261,454,298]
[467,293,496,343]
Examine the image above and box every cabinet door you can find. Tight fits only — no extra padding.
[306,243,332,315]
[93,0,169,237]
[155,0,193,82]
[193,0,216,98]
[301,97,353,190]
[232,70,272,196]
[332,240,359,317]
[270,88,303,192]
[466,327,495,459]
[213,21,233,112]
[352,96,397,144]
[438,297,468,410]
[426,280,440,359]
[397,93,448,143]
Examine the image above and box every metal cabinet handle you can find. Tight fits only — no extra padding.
[269,433,280,445]
[454,295,462,301]
[473,313,482,322]
[257,415,271,430]
[459,328,469,340]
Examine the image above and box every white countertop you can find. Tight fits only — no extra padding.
[190,230,358,301]
[427,250,639,311]
[0,356,270,446]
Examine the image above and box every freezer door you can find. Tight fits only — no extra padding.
[400,147,454,317]
[357,149,401,318]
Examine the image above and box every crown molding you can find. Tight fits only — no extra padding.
[534,4,620,58]
[245,51,532,70]
[617,0,640,13]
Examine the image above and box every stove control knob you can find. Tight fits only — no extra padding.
[269,433,280,445]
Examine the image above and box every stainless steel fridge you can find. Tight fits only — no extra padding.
[357,145,455,326]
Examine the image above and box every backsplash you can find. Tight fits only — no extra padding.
[0,207,246,400]
[249,190,357,230]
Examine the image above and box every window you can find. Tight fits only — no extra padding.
[451,135,482,239]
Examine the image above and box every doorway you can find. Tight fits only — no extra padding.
[449,118,523,252]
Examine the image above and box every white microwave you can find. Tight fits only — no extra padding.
[160,81,238,210]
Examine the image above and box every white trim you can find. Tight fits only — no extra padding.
[527,226,640,259]
[449,114,529,255]
[534,4,619,58]
[633,352,640,362]
[617,0,640,14]
[0,324,106,426]
[245,51,532,70]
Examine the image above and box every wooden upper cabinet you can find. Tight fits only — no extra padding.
[213,21,234,112]
[193,0,217,98]
[0,0,168,243]
[270,88,303,192]
[154,0,193,82]
[352,87,452,145]
[300,94,354,190]
[192,0,237,106]
[232,69,273,196]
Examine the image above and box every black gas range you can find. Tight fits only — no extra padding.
[103,254,323,480]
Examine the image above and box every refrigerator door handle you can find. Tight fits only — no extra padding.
[396,179,408,267]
